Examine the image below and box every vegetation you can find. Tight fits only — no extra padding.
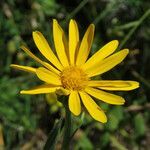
[0,0,150,149]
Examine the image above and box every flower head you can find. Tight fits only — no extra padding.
[11,19,139,123]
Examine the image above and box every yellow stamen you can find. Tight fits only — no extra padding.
[60,66,89,90]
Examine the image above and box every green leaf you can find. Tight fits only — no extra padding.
[110,135,128,150]
[0,107,17,121]
[105,106,123,131]
[76,133,93,150]
[101,132,110,147]
[134,113,146,137]
[44,119,63,150]
[71,112,84,138]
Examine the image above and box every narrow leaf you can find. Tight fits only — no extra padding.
[44,119,63,150]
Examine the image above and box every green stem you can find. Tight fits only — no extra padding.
[66,0,89,21]
[93,1,117,25]
[114,21,138,30]
[131,70,150,88]
[119,9,150,50]
[62,97,72,150]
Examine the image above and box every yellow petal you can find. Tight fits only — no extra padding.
[85,87,125,105]
[83,40,119,70]
[21,46,60,74]
[21,45,43,64]
[36,67,61,85]
[69,91,81,116]
[53,19,69,67]
[32,31,63,70]
[76,24,95,66]
[20,84,58,94]
[10,64,36,73]
[79,91,107,123]
[88,80,139,91]
[69,19,79,65]
[42,62,60,75]
[85,49,129,77]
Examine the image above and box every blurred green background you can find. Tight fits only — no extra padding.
[0,0,150,149]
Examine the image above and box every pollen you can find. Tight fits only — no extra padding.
[60,66,89,90]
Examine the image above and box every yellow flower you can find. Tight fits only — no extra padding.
[11,19,139,123]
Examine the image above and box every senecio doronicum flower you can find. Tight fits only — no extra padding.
[11,19,139,123]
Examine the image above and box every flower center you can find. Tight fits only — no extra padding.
[60,66,89,90]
